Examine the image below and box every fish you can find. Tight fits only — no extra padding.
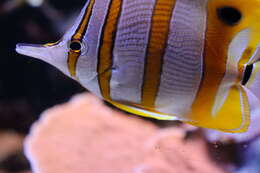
[16,0,260,133]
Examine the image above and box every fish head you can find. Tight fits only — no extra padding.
[209,0,260,104]
[188,0,260,132]
[16,2,93,81]
[206,0,260,66]
[15,19,91,81]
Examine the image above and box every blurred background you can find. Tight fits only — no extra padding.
[0,0,86,172]
[0,0,260,173]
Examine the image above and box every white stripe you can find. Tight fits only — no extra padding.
[110,0,156,103]
[156,0,208,117]
[212,29,250,116]
[76,0,112,97]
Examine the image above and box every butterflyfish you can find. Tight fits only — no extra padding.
[16,0,260,133]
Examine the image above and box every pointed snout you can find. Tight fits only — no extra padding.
[16,42,70,76]
[16,43,51,61]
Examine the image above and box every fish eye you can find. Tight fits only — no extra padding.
[69,40,82,52]
[217,7,242,26]
[242,64,253,85]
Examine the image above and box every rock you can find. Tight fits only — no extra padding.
[24,93,226,173]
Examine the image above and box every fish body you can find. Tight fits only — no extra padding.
[16,0,260,133]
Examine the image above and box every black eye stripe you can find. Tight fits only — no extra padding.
[242,64,253,85]
[217,7,242,26]
[70,41,82,51]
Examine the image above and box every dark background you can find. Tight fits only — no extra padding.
[0,1,87,172]
[0,0,87,134]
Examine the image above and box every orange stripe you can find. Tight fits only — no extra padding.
[141,0,176,108]
[73,0,95,41]
[67,0,95,77]
[68,50,81,77]
[191,1,250,120]
[44,40,61,47]
[97,0,123,100]
[191,1,231,119]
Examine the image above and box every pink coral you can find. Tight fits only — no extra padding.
[25,94,226,173]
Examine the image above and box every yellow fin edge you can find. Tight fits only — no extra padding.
[108,100,179,120]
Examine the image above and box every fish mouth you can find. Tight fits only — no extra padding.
[242,64,254,85]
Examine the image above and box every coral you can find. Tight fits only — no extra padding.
[25,94,226,173]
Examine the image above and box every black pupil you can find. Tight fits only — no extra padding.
[70,41,82,51]
[217,7,242,25]
[242,64,253,85]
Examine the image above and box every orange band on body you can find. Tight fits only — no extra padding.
[98,0,123,100]
[141,0,176,108]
